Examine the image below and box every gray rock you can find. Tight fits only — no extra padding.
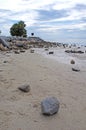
[41,97,60,116]
[72,67,80,72]
[0,37,10,48]
[15,43,24,47]
[49,51,54,54]
[30,49,34,53]
[3,61,8,63]
[20,49,25,53]
[14,50,20,54]
[18,84,30,92]
[45,48,49,51]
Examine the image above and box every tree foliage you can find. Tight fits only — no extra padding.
[10,21,27,37]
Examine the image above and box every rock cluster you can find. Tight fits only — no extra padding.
[65,50,84,54]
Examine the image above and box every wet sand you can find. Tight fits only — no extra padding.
[0,49,86,130]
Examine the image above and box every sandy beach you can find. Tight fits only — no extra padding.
[0,48,86,130]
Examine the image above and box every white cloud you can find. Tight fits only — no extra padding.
[38,22,86,32]
[0,0,85,11]
[53,10,86,22]
[53,0,86,10]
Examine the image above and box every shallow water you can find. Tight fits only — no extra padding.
[34,47,86,71]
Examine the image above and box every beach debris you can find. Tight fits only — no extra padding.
[49,51,54,54]
[72,67,80,72]
[18,84,30,92]
[41,97,60,116]
[30,49,34,53]
[70,59,75,64]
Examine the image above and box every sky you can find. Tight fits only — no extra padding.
[0,0,86,44]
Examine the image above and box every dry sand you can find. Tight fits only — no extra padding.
[0,49,86,130]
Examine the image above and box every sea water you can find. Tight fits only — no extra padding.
[34,47,86,70]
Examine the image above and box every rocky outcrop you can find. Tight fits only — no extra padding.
[70,59,75,64]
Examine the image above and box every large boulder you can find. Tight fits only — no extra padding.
[14,50,20,54]
[41,97,60,116]
[15,43,24,47]
[15,43,28,49]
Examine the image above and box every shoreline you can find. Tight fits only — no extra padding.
[34,47,86,69]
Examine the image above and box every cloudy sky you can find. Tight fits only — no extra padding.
[0,0,86,44]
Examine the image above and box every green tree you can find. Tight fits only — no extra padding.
[10,21,27,37]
